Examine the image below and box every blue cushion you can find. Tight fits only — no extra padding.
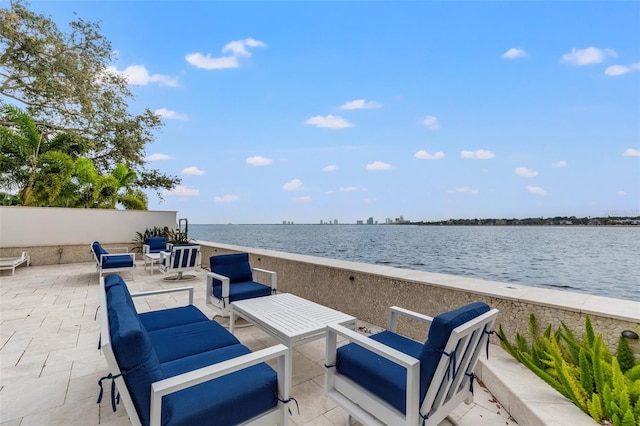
[107,287,165,426]
[164,244,199,269]
[417,302,490,400]
[148,321,240,363]
[337,331,422,414]
[212,281,272,302]
[102,254,134,269]
[104,274,126,291]
[336,302,491,414]
[139,306,210,332]
[209,253,253,284]
[105,274,136,312]
[92,241,108,256]
[161,344,278,426]
[145,237,166,252]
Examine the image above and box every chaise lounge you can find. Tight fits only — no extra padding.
[99,273,291,426]
[0,251,30,275]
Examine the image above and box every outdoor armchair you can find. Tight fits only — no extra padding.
[142,237,169,254]
[206,252,277,317]
[158,243,201,280]
[325,302,499,425]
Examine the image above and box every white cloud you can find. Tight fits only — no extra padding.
[339,186,358,192]
[186,38,265,70]
[515,167,539,178]
[293,196,312,203]
[181,166,205,176]
[455,186,479,195]
[617,191,627,196]
[460,149,495,159]
[502,48,528,59]
[145,153,173,162]
[366,161,393,171]
[163,185,200,196]
[526,185,547,195]
[246,156,273,166]
[561,47,616,66]
[623,148,640,157]
[322,164,338,172]
[553,160,568,168]
[155,108,188,120]
[283,179,302,191]
[214,194,240,203]
[422,115,441,130]
[414,150,445,160]
[305,115,354,129]
[185,53,238,70]
[222,38,266,56]
[106,65,178,87]
[338,99,382,110]
[605,63,640,76]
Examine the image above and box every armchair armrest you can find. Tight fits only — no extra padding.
[388,306,433,333]
[108,247,129,253]
[251,267,277,291]
[150,343,290,426]
[131,286,194,305]
[206,271,231,300]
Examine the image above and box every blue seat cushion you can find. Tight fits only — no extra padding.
[209,253,253,285]
[139,306,210,332]
[336,331,422,414]
[212,281,272,302]
[107,287,165,426]
[145,237,166,253]
[148,321,240,363]
[102,254,134,269]
[161,344,278,426]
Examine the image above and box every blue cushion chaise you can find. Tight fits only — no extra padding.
[91,241,135,278]
[99,274,290,426]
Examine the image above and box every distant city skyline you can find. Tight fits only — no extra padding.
[39,1,640,224]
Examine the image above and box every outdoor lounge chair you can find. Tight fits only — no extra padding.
[206,253,277,317]
[158,243,201,280]
[0,251,30,275]
[325,302,499,425]
[91,241,135,278]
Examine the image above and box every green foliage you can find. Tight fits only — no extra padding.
[0,0,179,196]
[133,225,190,252]
[618,336,636,374]
[499,315,640,425]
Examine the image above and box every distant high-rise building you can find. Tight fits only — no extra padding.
[334,219,338,225]
[356,220,364,225]
[367,217,374,225]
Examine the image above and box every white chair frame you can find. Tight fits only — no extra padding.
[0,251,30,275]
[325,306,499,425]
[99,277,290,426]
[206,267,277,317]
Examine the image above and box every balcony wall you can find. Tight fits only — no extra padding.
[198,240,640,350]
[0,206,178,265]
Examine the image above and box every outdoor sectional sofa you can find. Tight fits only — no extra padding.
[99,274,290,426]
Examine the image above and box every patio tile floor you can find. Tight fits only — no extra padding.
[0,262,516,425]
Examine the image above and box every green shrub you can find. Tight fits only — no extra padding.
[498,315,639,425]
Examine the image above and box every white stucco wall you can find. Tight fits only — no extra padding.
[0,206,178,247]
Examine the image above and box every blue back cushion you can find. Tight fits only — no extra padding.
[107,286,164,426]
[209,253,253,285]
[417,302,490,401]
[92,241,107,256]
[145,237,166,252]
[164,244,199,268]
[105,274,137,312]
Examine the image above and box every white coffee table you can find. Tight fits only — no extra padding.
[143,252,161,275]
[230,293,357,378]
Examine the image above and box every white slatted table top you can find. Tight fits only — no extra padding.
[230,293,356,347]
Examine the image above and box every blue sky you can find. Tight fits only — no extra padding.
[38,1,639,224]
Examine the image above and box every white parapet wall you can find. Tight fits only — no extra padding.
[0,206,178,264]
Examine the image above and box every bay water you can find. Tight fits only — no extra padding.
[190,224,639,301]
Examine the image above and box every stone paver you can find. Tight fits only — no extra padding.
[0,262,514,425]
